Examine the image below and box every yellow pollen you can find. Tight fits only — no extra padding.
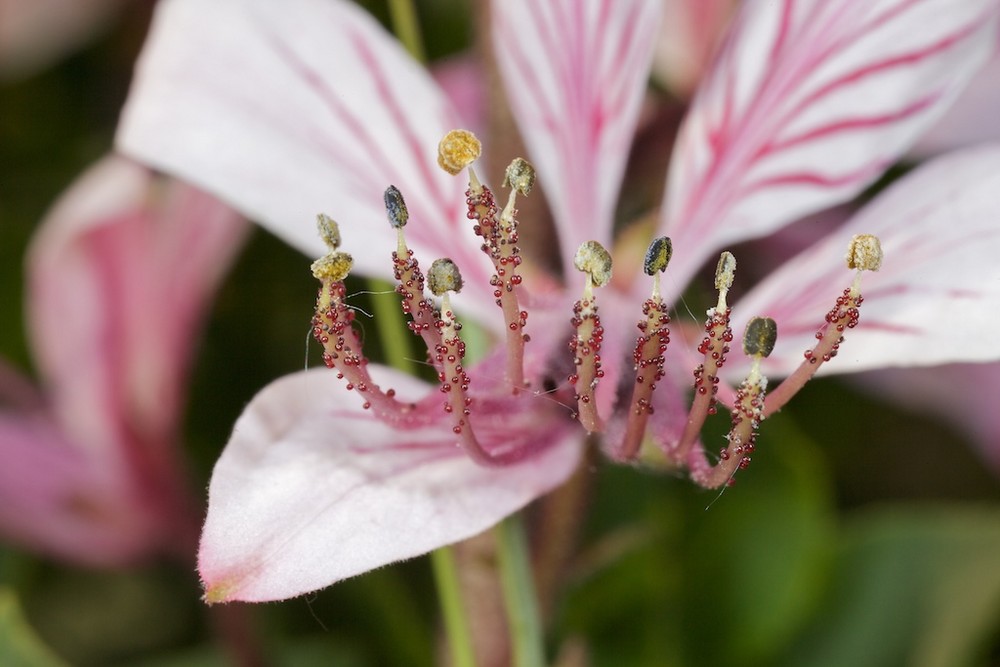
[437,130,482,175]
[846,234,883,271]
[311,251,354,282]
[503,158,535,195]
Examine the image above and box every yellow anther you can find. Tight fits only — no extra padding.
[437,130,482,176]
[846,234,883,272]
[311,251,354,282]
[574,240,613,288]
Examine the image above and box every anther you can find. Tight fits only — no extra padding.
[437,129,482,176]
[316,213,341,250]
[384,185,408,228]
[310,250,353,282]
[644,236,672,276]
[428,258,464,296]
[846,234,883,272]
[715,251,736,310]
[503,157,535,196]
[743,316,777,359]
[574,240,613,290]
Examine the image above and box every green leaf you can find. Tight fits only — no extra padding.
[776,507,1000,667]
[678,415,837,666]
[0,588,67,667]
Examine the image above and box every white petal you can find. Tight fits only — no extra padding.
[662,0,1000,288]
[492,0,663,275]
[199,366,581,602]
[733,146,1000,378]
[117,0,497,319]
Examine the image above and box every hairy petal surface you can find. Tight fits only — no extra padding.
[661,0,1000,290]
[117,0,496,319]
[492,0,662,275]
[733,146,1000,378]
[199,366,581,603]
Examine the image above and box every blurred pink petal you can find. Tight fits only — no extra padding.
[0,155,245,564]
[492,0,663,274]
[661,0,1000,289]
[734,146,1000,378]
[199,365,581,603]
[652,0,738,97]
[0,0,124,80]
[116,0,500,323]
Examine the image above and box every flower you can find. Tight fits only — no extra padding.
[0,155,244,565]
[116,0,1000,602]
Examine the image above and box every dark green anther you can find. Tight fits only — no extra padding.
[384,185,408,228]
[643,236,673,276]
[743,316,777,358]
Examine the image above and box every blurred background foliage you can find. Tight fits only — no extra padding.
[2,1,1000,665]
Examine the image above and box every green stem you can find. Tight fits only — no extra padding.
[497,514,546,667]
[367,277,416,373]
[431,547,479,667]
[388,0,426,62]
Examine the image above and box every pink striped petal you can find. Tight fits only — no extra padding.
[662,0,1000,288]
[732,146,1000,379]
[28,156,244,462]
[492,0,662,276]
[199,366,581,603]
[117,0,498,321]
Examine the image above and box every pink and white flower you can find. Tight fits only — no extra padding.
[117,0,1000,602]
[0,155,244,565]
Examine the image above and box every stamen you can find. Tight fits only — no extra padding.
[427,259,523,466]
[616,237,672,460]
[569,241,611,433]
[310,224,410,418]
[442,132,533,392]
[688,317,775,489]
[384,186,442,359]
[764,235,883,417]
[672,251,736,459]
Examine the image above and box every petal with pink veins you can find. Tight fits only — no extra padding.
[116,0,498,322]
[492,0,663,275]
[661,0,1000,289]
[732,145,1000,379]
[199,366,581,603]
